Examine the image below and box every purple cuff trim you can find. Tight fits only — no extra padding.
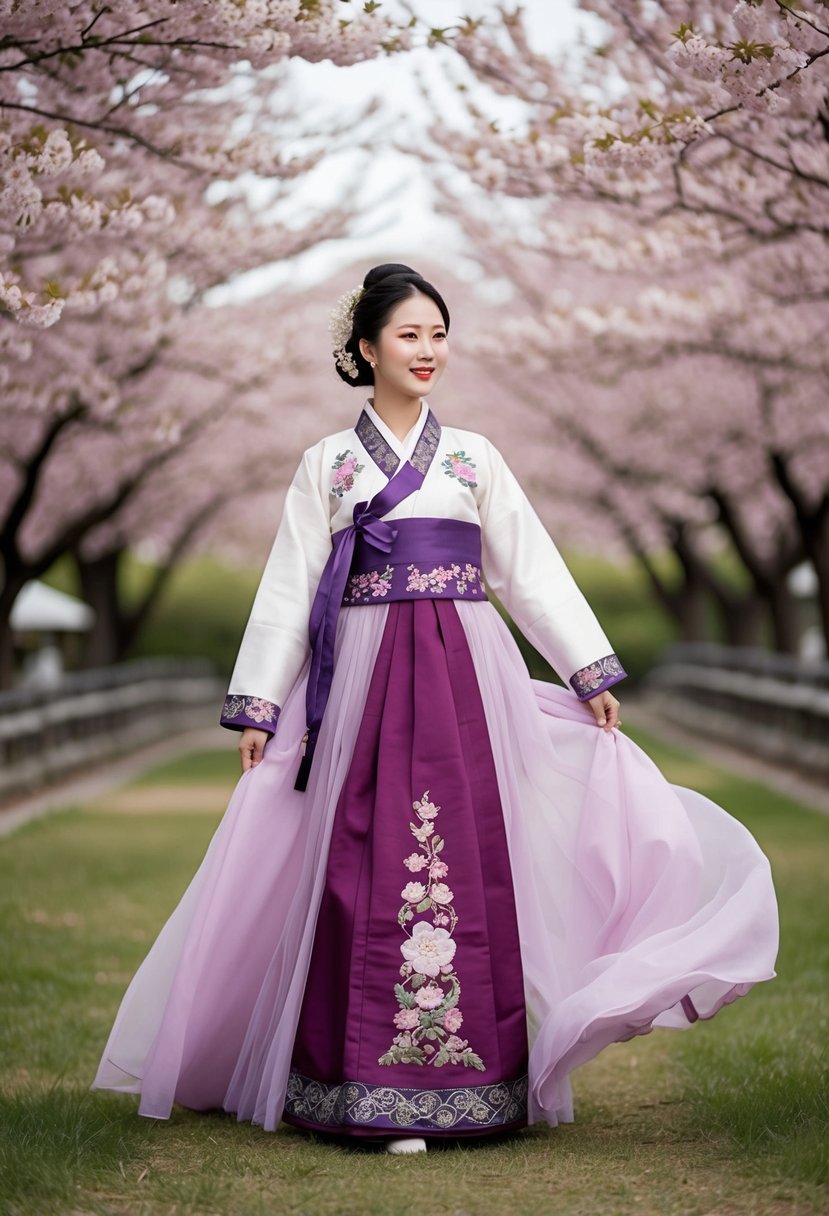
[220,695,280,734]
[284,1070,528,1133]
[570,654,626,700]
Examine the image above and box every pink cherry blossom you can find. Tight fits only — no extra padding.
[401,882,427,903]
[430,883,454,906]
[404,854,429,873]
[429,860,449,880]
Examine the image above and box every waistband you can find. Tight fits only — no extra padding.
[341,517,488,606]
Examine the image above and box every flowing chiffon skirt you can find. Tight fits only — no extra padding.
[92,598,779,1132]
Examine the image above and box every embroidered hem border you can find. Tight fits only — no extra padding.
[283,1070,529,1132]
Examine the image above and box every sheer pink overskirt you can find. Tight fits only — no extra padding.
[91,599,778,1131]
[92,604,389,1127]
[455,600,778,1125]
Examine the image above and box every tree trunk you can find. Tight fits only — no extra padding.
[0,571,28,689]
[75,549,124,667]
[765,579,801,654]
[810,530,829,658]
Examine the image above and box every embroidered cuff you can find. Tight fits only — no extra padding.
[220,694,280,734]
[570,654,626,700]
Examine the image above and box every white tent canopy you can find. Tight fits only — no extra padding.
[10,580,95,633]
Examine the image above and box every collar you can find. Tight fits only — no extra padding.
[363,398,429,462]
[356,399,441,479]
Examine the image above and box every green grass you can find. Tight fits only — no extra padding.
[127,749,240,787]
[0,735,827,1215]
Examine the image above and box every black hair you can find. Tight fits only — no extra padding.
[334,262,450,387]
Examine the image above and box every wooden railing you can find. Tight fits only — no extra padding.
[643,643,829,777]
[0,658,224,803]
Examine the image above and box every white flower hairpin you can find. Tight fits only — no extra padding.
[329,285,365,379]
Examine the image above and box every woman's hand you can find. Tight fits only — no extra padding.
[239,727,270,772]
[587,690,622,732]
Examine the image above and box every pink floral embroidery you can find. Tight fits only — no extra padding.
[222,695,278,725]
[442,449,478,488]
[378,790,485,1071]
[570,654,625,698]
[345,564,393,603]
[405,562,482,596]
[331,449,365,498]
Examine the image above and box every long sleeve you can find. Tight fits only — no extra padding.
[220,443,333,733]
[477,437,626,700]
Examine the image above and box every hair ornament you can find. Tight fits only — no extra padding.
[329,285,365,379]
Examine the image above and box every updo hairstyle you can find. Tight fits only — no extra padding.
[334,263,451,387]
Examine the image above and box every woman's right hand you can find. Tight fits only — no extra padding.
[239,727,270,772]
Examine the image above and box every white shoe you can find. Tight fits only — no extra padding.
[385,1136,427,1154]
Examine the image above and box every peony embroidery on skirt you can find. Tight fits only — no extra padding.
[378,790,485,1071]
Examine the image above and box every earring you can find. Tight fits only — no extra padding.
[370,361,376,368]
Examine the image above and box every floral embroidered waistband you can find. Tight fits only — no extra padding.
[342,518,488,607]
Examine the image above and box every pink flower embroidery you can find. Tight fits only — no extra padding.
[377,789,486,1071]
[414,983,445,1010]
[331,449,365,498]
[405,562,482,596]
[442,1007,464,1032]
[346,564,393,603]
[430,882,454,905]
[442,449,478,488]
[393,1008,420,1030]
[417,799,440,819]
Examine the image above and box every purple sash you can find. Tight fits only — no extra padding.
[295,461,425,790]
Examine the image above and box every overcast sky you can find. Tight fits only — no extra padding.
[208,0,593,303]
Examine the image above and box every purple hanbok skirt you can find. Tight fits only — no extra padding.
[92,599,779,1136]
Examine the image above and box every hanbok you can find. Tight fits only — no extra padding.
[92,399,779,1139]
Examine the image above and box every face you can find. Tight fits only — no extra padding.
[359,291,448,400]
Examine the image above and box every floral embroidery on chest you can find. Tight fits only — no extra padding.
[330,449,365,498]
[378,790,485,1072]
[442,449,478,489]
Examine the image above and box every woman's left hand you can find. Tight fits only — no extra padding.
[587,690,622,732]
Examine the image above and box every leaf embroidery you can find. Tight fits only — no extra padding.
[378,790,485,1071]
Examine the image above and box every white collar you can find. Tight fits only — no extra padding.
[364,398,429,462]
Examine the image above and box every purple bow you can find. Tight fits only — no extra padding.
[295,461,425,790]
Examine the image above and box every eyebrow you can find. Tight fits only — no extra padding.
[394,321,445,328]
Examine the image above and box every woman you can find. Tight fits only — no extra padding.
[92,263,779,1155]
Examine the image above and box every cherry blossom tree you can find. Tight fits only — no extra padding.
[426,0,829,652]
[0,1,413,685]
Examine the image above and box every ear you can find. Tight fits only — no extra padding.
[359,337,376,365]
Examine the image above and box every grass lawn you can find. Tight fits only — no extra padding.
[0,731,826,1216]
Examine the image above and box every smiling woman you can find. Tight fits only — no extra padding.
[92,262,780,1161]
